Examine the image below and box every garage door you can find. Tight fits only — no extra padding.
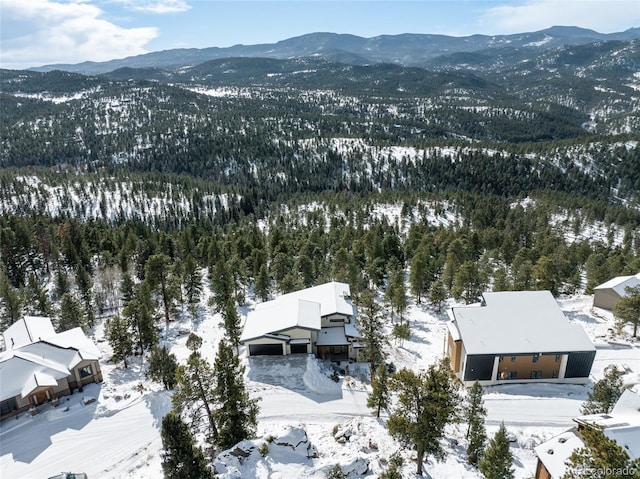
[291,343,308,354]
[249,344,283,356]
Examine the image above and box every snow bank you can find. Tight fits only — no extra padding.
[302,356,341,394]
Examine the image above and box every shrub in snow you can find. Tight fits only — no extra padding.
[258,442,269,457]
[326,464,345,479]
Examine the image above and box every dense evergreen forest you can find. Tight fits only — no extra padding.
[0,38,639,329]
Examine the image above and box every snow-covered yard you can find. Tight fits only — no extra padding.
[1,295,638,478]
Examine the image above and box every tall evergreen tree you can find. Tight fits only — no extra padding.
[613,285,640,337]
[254,263,270,302]
[173,334,219,446]
[429,280,447,313]
[106,315,133,368]
[182,254,203,317]
[356,289,387,383]
[123,281,158,354]
[367,363,390,418]
[464,381,487,466]
[478,423,514,479]
[581,365,625,415]
[387,360,460,475]
[0,268,22,329]
[58,292,87,332]
[212,340,259,449]
[145,253,179,328]
[148,346,179,390]
[161,411,213,479]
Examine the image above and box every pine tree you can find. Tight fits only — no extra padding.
[123,281,158,354]
[409,250,428,304]
[106,315,133,368]
[367,363,389,418]
[161,411,213,479]
[387,360,460,475]
[222,298,241,350]
[145,253,179,328]
[58,292,87,332]
[182,254,203,317]
[254,263,270,302]
[212,340,259,449]
[562,426,640,479]
[464,381,487,466]
[391,322,410,347]
[0,268,22,329]
[429,279,447,313]
[356,289,387,383]
[148,346,179,390]
[378,453,403,479]
[613,285,640,337]
[581,365,625,415]
[173,334,219,446]
[478,423,514,479]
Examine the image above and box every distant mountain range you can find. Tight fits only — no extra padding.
[30,26,640,75]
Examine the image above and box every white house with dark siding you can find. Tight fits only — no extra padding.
[241,282,361,361]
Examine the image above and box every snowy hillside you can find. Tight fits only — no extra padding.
[1,292,638,479]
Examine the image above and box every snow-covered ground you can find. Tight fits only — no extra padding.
[1,294,638,478]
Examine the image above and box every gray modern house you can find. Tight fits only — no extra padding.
[446,291,595,386]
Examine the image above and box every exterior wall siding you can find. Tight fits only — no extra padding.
[564,351,596,379]
[593,289,621,311]
[497,353,563,381]
[463,355,495,382]
[321,314,350,328]
[446,332,462,373]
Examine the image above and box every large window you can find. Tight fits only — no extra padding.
[530,370,543,379]
[79,365,93,378]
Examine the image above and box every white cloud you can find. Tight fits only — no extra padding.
[111,0,191,14]
[480,0,640,34]
[0,0,158,70]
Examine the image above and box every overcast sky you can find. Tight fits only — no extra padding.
[1,0,639,70]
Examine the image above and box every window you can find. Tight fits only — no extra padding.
[329,318,344,323]
[555,354,562,363]
[79,365,93,378]
[498,355,504,362]
[532,354,540,363]
[510,355,517,362]
[530,370,542,379]
[552,370,559,378]
[506,371,517,380]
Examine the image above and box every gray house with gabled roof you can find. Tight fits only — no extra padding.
[446,291,595,386]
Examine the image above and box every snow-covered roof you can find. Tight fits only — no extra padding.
[0,354,70,400]
[344,321,361,339]
[315,327,350,346]
[45,328,101,361]
[537,390,640,475]
[0,317,101,401]
[594,273,640,296]
[3,316,56,350]
[240,299,321,342]
[574,390,640,459]
[256,281,354,318]
[451,291,594,355]
[534,429,583,478]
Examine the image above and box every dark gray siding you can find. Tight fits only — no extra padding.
[564,351,596,378]
[463,354,495,381]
